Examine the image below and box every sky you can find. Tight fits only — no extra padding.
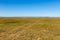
[0,0,60,17]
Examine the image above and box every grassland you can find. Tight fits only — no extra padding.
[0,17,60,40]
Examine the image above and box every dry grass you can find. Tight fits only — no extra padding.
[0,17,60,40]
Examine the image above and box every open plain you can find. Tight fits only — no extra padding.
[0,17,60,40]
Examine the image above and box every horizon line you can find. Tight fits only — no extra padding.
[0,16,60,18]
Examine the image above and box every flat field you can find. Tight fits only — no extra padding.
[0,17,60,40]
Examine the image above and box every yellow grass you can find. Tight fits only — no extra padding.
[0,17,60,40]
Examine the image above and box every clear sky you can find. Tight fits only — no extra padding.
[0,0,60,17]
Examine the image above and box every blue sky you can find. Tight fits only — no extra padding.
[0,0,60,17]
